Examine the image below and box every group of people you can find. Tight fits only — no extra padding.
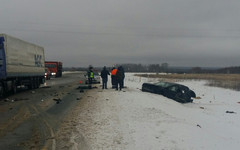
[110,66,125,90]
[87,66,125,91]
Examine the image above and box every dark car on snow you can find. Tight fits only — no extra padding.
[142,81,196,103]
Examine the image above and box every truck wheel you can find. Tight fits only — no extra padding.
[33,82,37,89]
[36,79,40,88]
[29,84,33,89]
[31,78,37,89]
[0,83,4,97]
[12,81,17,94]
[29,81,35,89]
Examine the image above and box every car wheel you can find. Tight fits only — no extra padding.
[175,93,191,103]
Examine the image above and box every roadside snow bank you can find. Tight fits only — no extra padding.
[73,73,240,150]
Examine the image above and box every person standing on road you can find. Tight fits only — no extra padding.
[120,66,125,88]
[101,66,110,89]
[88,66,94,85]
[111,67,117,88]
[116,66,124,91]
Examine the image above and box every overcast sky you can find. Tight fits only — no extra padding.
[1,0,240,67]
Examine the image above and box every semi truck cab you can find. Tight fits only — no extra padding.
[45,61,62,77]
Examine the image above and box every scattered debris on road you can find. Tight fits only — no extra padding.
[41,86,51,88]
[77,85,92,89]
[53,98,62,104]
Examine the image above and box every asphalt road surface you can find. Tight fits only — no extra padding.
[0,72,86,150]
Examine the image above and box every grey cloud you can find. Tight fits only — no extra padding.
[1,0,240,67]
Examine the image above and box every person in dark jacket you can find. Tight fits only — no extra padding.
[116,66,124,90]
[121,66,125,88]
[101,66,110,89]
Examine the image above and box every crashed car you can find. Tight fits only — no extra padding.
[85,72,101,84]
[142,81,196,103]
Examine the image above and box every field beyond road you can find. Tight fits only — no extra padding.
[136,73,240,91]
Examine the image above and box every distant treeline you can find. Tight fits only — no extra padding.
[63,63,169,73]
[63,64,240,74]
[191,66,240,74]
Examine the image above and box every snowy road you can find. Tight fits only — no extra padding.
[0,72,86,150]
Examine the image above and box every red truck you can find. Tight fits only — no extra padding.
[45,61,63,77]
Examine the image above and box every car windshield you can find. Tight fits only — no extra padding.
[93,72,99,75]
[45,64,57,68]
[154,82,173,88]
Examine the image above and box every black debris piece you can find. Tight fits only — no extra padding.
[41,86,51,88]
[226,111,236,114]
[77,85,92,89]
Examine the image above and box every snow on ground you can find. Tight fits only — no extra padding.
[72,73,240,150]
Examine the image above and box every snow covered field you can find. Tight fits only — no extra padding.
[72,73,240,150]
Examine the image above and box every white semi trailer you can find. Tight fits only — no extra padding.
[0,34,45,97]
